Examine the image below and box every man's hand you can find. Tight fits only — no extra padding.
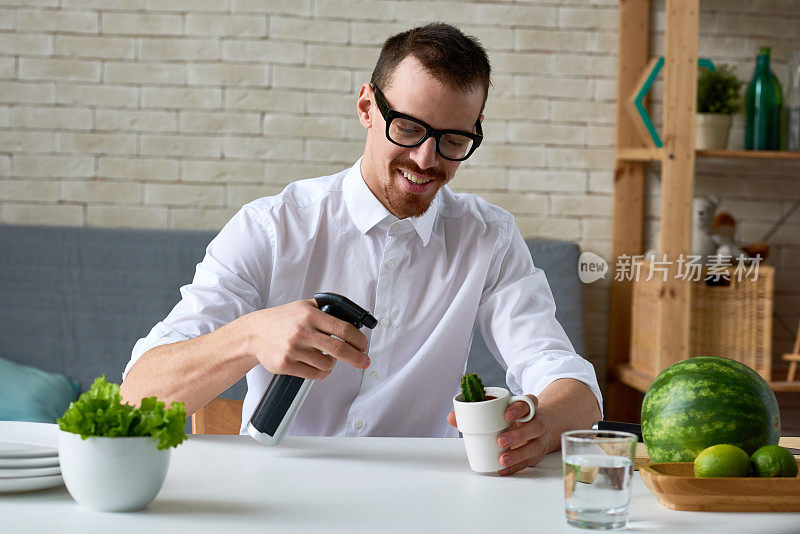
[447,394,547,476]
[235,299,370,380]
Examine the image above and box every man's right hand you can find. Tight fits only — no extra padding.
[235,299,370,380]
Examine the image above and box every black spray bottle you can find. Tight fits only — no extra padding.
[247,292,377,446]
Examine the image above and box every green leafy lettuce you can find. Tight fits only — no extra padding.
[57,375,187,450]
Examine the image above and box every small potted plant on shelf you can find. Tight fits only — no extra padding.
[57,375,187,512]
[696,64,743,150]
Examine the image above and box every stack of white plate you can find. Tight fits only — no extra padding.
[0,421,64,493]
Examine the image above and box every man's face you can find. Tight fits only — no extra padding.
[357,56,484,219]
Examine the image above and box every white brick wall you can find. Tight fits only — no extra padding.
[1,0,798,378]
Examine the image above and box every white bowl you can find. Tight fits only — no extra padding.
[58,430,170,512]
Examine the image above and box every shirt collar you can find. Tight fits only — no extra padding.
[343,158,393,235]
[408,193,439,247]
[343,158,440,247]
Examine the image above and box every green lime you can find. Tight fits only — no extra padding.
[750,445,799,478]
[694,444,751,478]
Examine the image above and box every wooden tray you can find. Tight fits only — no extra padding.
[634,437,800,471]
[639,460,800,512]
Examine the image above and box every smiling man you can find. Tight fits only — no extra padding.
[359,55,484,219]
[121,23,602,475]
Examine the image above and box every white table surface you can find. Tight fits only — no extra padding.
[3,435,799,533]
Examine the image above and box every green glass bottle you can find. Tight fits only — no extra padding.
[745,46,783,150]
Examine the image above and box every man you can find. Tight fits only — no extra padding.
[121,23,602,476]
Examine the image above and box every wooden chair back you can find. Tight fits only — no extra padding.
[784,319,800,383]
[191,398,244,435]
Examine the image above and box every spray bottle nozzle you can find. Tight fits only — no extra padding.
[314,292,378,330]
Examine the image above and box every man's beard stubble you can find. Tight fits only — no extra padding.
[384,157,448,219]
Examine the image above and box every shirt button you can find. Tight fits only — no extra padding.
[353,420,363,429]
[390,223,400,231]
[380,317,390,327]
[369,371,379,380]
[386,259,396,269]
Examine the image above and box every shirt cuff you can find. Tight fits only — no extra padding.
[515,352,604,419]
[123,322,192,381]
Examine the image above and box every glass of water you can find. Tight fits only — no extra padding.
[561,430,637,530]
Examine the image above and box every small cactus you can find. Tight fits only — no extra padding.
[461,373,486,402]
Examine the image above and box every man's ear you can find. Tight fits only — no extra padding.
[357,84,373,129]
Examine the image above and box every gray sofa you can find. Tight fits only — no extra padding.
[0,224,583,429]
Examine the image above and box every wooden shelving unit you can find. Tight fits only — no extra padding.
[617,148,800,162]
[697,150,800,160]
[614,363,800,394]
[606,0,800,421]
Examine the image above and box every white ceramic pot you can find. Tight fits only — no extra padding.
[58,430,170,512]
[452,387,536,473]
[695,113,732,150]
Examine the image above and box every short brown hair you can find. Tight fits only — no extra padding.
[370,23,492,112]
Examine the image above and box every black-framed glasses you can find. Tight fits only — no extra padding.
[372,85,482,161]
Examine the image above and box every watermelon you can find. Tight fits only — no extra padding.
[641,356,780,463]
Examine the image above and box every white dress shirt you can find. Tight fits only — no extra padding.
[126,159,602,438]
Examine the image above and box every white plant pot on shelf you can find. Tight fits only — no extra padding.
[695,112,732,150]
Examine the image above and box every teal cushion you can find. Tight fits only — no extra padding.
[0,357,80,423]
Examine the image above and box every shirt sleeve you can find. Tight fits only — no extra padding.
[474,215,603,417]
[124,202,274,380]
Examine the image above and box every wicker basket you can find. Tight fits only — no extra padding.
[630,262,774,381]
